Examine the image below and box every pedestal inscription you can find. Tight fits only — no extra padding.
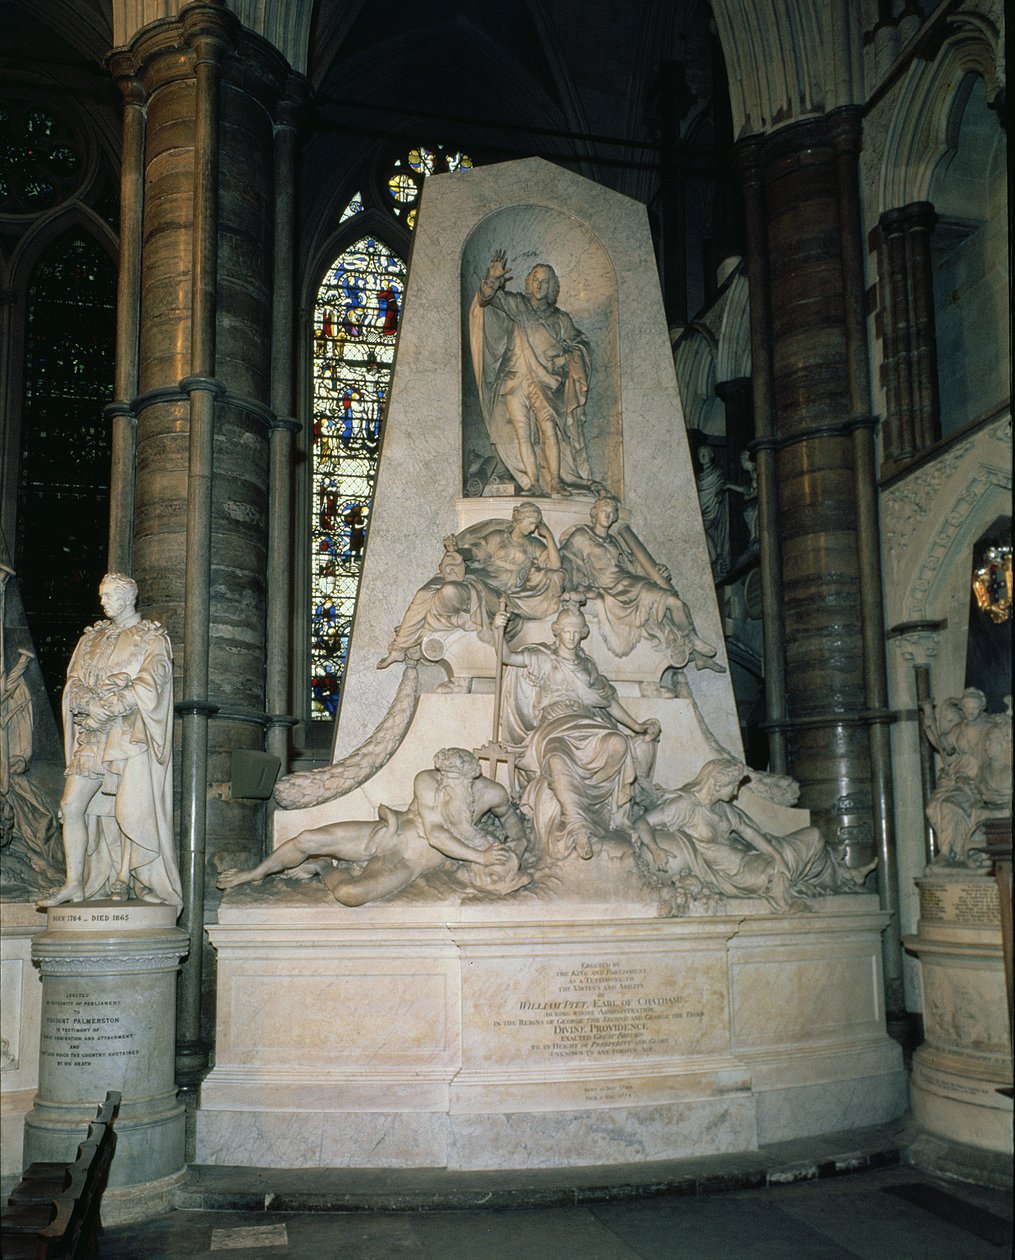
[42,991,138,1072]
[460,942,729,1073]
[918,878,1000,927]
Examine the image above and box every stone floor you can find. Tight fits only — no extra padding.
[101,1161,1012,1259]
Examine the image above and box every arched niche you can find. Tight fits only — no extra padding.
[460,206,621,497]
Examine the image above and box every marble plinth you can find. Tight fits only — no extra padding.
[197,894,906,1169]
[905,872,1013,1156]
[0,902,47,1177]
[22,902,189,1223]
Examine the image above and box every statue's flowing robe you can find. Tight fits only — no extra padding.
[469,287,591,486]
[561,524,692,663]
[503,643,653,858]
[648,794,854,909]
[457,519,565,624]
[0,663,59,872]
[63,617,182,908]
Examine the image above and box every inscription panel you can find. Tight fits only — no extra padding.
[39,990,138,1082]
[461,950,729,1067]
[918,878,1000,928]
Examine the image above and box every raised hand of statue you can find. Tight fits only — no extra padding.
[485,249,511,290]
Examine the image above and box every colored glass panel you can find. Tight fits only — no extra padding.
[384,144,473,228]
[310,235,406,719]
[0,99,82,215]
[339,192,364,222]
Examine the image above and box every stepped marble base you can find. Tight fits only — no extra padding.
[0,902,47,1177]
[197,894,906,1169]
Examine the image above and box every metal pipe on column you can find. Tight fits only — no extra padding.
[736,139,787,774]
[914,663,937,865]
[105,69,146,574]
[264,82,306,838]
[176,13,226,1086]
[830,107,905,1022]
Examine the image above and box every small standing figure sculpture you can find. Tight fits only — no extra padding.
[469,249,593,496]
[696,447,730,579]
[38,574,183,910]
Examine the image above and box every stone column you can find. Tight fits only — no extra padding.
[736,139,787,775]
[264,84,306,804]
[108,5,297,1081]
[23,903,188,1224]
[104,68,145,574]
[735,109,907,1027]
[876,201,940,469]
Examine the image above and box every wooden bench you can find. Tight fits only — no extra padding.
[1,1092,121,1259]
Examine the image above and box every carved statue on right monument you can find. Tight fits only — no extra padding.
[920,688,1013,867]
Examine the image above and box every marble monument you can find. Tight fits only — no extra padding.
[200,158,906,1170]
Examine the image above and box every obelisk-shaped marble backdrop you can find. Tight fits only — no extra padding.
[334,157,740,760]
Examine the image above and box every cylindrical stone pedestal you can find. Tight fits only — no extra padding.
[905,871,1013,1157]
[23,902,189,1223]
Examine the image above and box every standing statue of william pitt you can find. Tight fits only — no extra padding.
[469,250,593,497]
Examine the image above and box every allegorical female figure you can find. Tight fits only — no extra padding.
[496,602,660,861]
[634,758,871,912]
[561,494,719,670]
[378,502,564,668]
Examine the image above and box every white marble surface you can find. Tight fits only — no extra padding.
[905,872,1013,1155]
[197,896,906,1169]
[0,901,47,1176]
[334,157,740,765]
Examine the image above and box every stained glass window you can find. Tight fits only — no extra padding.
[339,192,364,222]
[310,235,406,719]
[0,100,83,214]
[16,233,115,715]
[385,145,473,229]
